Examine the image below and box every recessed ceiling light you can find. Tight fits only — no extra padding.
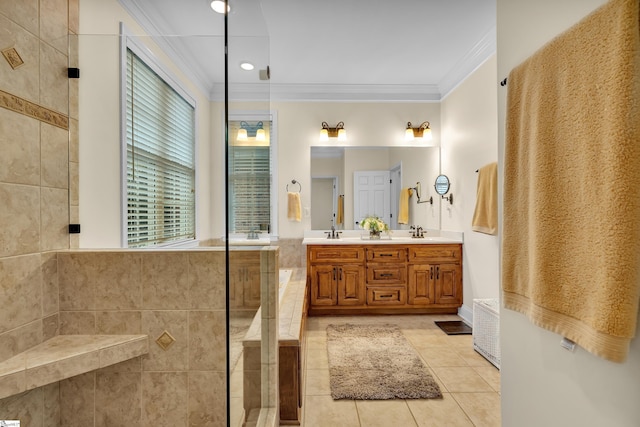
[210,0,229,14]
[240,62,254,71]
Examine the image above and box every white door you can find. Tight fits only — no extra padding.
[311,177,336,229]
[353,171,390,228]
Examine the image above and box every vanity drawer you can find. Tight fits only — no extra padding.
[366,247,407,262]
[408,245,461,263]
[366,264,406,285]
[366,286,407,306]
[308,246,365,263]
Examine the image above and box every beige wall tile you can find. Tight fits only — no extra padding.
[95,372,141,426]
[42,313,59,341]
[98,356,142,374]
[96,311,142,334]
[188,310,225,371]
[0,108,40,185]
[58,253,94,310]
[141,310,188,371]
[68,73,78,120]
[39,41,68,114]
[260,247,278,273]
[188,251,226,310]
[39,0,68,54]
[40,187,69,252]
[43,381,61,426]
[0,388,43,424]
[93,252,142,310]
[0,183,40,257]
[0,0,38,35]
[41,252,59,316]
[68,0,79,34]
[40,122,69,189]
[141,372,188,426]
[60,372,95,427]
[142,252,188,309]
[188,371,226,427]
[69,117,79,162]
[0,254,42,334]
[68,161,78,205]
[0,319,42,362]
[0,15,40,103]
[278,238,304,268]
[59,311,96,334]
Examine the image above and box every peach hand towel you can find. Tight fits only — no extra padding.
[398,188,413,225]
[502,0,640,363]
[287,192,301,222]
[471,162,498,235]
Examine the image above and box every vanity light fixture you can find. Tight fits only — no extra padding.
[320,121,346,142]
[405,121,433,141]
[210,0,229,14]
[237,121,265,141]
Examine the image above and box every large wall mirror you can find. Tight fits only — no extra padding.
[310,146,440,231]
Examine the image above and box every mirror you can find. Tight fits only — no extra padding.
[310,146,440,230]
[434,174,450,195]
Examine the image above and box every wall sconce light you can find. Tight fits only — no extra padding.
[405,121,433,141]
[320,121,346,142]
[237,121,266,141]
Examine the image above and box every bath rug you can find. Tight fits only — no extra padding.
[326,324,441,400]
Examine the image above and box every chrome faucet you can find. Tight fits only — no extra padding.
[247,229,259,240]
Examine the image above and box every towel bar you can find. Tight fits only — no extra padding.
[286,179,302,193]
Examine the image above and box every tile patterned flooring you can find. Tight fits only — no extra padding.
[300,314,501,427]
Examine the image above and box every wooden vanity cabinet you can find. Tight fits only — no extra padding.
[308,246,366,308]
[307,243,462,315]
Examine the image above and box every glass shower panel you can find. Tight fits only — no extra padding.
[226,2,275,426]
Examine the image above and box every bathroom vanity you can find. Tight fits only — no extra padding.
[303,232,463,316]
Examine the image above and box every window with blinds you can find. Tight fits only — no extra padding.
[229,145,271,233]
[125,48,196,247]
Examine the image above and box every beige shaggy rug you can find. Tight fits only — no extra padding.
[326,324,442,400]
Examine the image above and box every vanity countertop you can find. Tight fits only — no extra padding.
[302,229,463,245]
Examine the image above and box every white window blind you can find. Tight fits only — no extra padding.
[229,146,271,233]
[126,48,195,247]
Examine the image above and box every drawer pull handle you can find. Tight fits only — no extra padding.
[430,266,434,280]
[379,294,394,298]
[333,267,336,281]
[436,266,440,280]
[379,254,393,257]
[380,273,393,277]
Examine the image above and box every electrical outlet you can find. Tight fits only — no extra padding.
[560,337,576,352]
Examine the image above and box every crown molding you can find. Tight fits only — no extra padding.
[211,83,442,103]
[438,26,497,99]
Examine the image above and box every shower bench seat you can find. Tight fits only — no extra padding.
[0,334,148,400]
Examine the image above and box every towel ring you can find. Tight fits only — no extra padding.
[286,179,302,193]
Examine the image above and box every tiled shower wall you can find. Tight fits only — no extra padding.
[0,0,78,423]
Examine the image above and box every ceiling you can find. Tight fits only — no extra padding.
[118,0,496,101]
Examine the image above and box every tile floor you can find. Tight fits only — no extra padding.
[300,314,501,427]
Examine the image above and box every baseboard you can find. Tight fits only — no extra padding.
[457,304,473,326]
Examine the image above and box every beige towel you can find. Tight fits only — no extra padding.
[398,188,413,225]
[287,192,301,222]
[503,0,640,363]
[471,163,498,235]
[336,195,344,225]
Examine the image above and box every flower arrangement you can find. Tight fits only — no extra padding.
[360,216,389,233]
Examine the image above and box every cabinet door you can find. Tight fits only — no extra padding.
[310,265,338,306]
[435,263,462,305]
[337,264,366,306]
[243,262,262,308]
[407,264,435,305]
